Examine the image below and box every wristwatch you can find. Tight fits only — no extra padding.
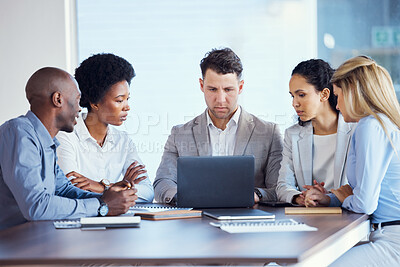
[100,179,111,191]
[254,188,263,201]
[98,198,109,216]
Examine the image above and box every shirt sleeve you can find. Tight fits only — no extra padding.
[153,126,179,203]
[123,138,154,203]
[342,119,393,214]
[1,124,99,221]
[276,127,301,203]
[259,123,283,201]
[328,193,342,207]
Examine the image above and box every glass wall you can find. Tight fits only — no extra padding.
[76,0,400,180]
[317,0,400,94]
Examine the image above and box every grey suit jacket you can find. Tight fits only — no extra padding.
[153,108,283,203]
[276,114,356,203]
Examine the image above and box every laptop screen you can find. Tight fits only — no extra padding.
[177,156,255,208]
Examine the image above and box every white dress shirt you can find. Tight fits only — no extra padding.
[56,113,154,203]
[312,133,337,191]
[207,106,241,156]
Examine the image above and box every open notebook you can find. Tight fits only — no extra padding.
[203,208,275,220]
[127,203,201,220]
[211,219,318,233]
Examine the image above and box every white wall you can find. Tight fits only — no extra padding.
[0,0,77,124]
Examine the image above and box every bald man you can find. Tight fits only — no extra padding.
[0,67,138,230]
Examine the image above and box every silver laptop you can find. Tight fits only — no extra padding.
[177,156,255,208]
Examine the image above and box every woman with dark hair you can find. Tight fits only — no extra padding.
[56,53,154,202]
[276,59,356,205]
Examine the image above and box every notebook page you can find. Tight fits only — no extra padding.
[211,219,318,233]
[126,203,192,215]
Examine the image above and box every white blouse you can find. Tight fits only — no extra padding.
[56,114,154,203]
[312,133,337,191]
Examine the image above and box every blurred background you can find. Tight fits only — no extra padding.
[1,0,399,180]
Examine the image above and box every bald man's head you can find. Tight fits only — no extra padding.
[25,67,77,106]
[25,67,82,135]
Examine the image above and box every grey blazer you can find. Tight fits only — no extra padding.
[153,108,283,203]
[276,114,356,203]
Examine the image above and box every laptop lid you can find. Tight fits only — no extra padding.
[177,156,255,208]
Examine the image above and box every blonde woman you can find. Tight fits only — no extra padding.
[305,55,400,266]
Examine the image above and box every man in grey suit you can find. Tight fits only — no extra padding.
[153,48,283,204]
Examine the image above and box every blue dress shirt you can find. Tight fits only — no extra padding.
[0,111,101,230]
[330,114,400,224]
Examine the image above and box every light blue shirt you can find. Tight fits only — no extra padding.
[0,111,101,230]
[330,114,400,223]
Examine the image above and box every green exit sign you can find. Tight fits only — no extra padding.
[393,28,400,46]
[372,27,400,47]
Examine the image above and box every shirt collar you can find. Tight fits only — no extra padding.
[75,112,115,144]
[26,111,58,148]
[206,106,241,130]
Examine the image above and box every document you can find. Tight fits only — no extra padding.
[211,219,318,233]
[53,216,141,229]
[203,208,275,220]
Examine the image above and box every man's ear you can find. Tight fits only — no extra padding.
[199,78,204,93]
[238,80,244,94]
[52,92,62,108]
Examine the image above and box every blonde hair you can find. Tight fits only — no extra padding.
[331,55,400,151]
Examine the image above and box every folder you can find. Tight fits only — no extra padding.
[133,209,202,220]
[285,207,342,214]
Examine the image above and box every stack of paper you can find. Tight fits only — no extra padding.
[54,216,141,229]
[211,219,318,233]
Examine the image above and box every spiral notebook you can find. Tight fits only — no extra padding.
[126,203,200,220]
[210,219,318,233]
[126,203,192,215]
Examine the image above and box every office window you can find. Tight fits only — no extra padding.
[77,0,399,180]
[318,0,400,97]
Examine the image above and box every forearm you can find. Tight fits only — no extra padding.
[153,178,177,203]
[22,193,99,221]
[135,179,154,203]
[276,177,302,203]
[257,186,277,202]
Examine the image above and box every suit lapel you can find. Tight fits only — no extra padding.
[193,110,211,156]
[234,109,255,155]
[298,123,313,186]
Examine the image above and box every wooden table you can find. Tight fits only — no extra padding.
[0,206,369,266]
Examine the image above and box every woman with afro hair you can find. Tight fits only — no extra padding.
[56,53,153,202]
